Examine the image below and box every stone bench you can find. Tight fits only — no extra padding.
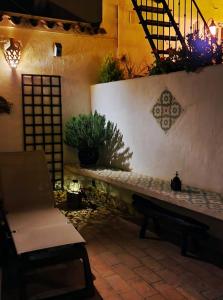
[65,165,223,257]
[65,165,223,223]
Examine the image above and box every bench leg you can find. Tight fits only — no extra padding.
[181,232,189,256]
[81,246,95,297]
[153,217,161,235]
[140,216,148,239]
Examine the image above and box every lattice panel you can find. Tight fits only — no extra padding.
[22,74,63,190]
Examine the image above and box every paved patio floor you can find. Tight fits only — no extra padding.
[80,216,223,300]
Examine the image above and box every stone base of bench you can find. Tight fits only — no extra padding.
[132,194,209,257]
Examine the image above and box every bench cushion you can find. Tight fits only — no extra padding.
[0,151,86,256]
[11,223,85,254]
[6,208,69,231]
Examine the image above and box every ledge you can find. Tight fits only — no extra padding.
[65,165,223,222]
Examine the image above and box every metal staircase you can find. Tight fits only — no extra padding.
[131,0,210,61]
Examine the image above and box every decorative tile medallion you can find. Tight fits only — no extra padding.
[152,89,183,133]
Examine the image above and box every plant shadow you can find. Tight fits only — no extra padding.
[97,124,133,171]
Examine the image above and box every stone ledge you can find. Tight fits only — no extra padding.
[65,164,223,222]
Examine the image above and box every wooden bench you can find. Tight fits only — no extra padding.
[132,194,209,256]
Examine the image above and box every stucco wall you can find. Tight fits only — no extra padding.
[0,0,221,164]
[0,0,156,162]
[117,1,152,66]
[0,0,119,162]
[91,64,223,194]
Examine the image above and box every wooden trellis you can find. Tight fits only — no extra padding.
[22,74,63,189]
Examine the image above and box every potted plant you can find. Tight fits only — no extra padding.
[98,55,124,83]
[64,111,113,167]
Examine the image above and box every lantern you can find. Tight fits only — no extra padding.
[4,38,21,69]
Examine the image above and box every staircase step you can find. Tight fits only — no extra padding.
[156,49,170,55]
[138,5,166,14]
[143,20,173,27]
[149,34,178,41]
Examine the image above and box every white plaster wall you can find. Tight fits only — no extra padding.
[91,64,223,194]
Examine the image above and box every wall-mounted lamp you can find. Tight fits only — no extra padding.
[209,18,217,36]
[3,38,21,69]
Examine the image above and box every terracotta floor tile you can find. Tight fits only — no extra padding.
[158,257,185,274]
[80,217,223,300]
[112,263,139,281]
[105,274,130,293]
[128,278,158,297]
[153,282,187,300]
[99,251,121,266]
[117,252,142,269]
[125,245,148,258]
[90,255,114,277]
[134,266,162,284]
[145,247,167,260]
[105,293,123,300]
[140,256,164,272]
[104,243,124,254]
[158,268,181,287]
[197,262,223,279]
[94,275,115,299]
[201,287,223,300]
[4,214,223,300]
[179,271,210,292]
[120,290,143,300]
[176,285,207,300]
[146,294,166,300]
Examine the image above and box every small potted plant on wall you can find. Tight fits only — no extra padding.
[98,55,124,83]
[64,111,113,167]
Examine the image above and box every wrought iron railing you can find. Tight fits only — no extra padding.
[131,0,210,60]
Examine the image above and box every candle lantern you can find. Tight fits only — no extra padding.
[66,179,82,210]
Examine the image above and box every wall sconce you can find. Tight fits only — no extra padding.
[3,38,21,68]
[209,18,217,36]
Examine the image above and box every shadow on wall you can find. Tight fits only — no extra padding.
[98,124,133,171]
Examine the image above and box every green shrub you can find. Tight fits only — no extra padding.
[98,55,124,83]
[64,111,113,151]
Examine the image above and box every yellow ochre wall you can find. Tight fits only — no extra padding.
[196,0,223,22]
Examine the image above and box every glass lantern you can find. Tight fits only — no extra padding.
[66,179,82,210]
